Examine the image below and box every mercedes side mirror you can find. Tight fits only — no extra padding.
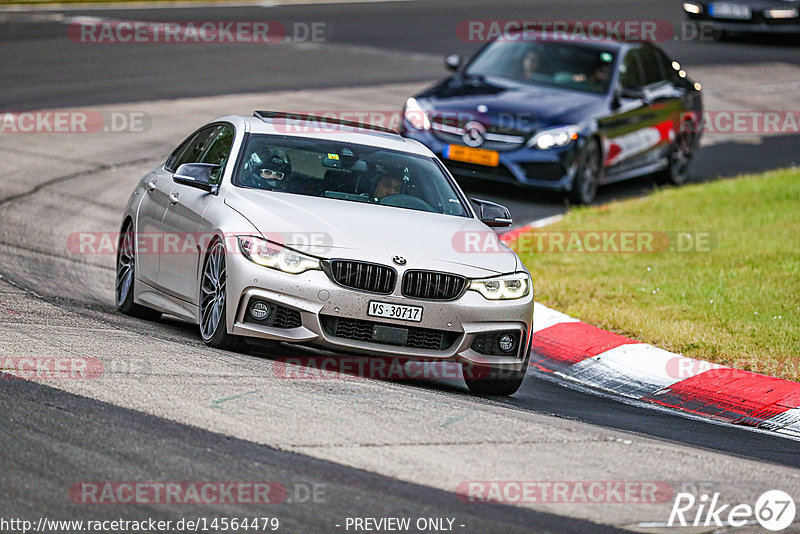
[445,53,462,71]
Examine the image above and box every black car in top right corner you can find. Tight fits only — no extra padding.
[683,0,800,38]
[399,31,703,204]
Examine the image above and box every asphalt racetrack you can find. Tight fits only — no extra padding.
[1,1,799,532]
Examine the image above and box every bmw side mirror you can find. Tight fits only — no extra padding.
[472,198,512,228]
[173,163,221,194]
[445,53,462,71]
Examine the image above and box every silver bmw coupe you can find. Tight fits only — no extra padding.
[116,112,533,395]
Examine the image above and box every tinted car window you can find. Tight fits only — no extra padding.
[199,124,235,183]
[234,135,469,217]
[465,40,617,94]
[165,126,220,172]
[619,50,643,90]
[639,46,666,86]
[656,48,682,84]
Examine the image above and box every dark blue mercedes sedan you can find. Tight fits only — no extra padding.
[399,32,703,203]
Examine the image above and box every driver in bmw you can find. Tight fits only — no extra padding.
[372,167,408,201]
[241,147,291,190]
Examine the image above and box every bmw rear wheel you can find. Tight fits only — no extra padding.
[200,240,244,351]
[115,221,161,320]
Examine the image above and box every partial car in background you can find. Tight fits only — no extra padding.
[116,112,533,396]
[400,31,703,204]
[683,0,800,39]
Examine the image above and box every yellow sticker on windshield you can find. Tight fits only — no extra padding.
[327,153,340,160]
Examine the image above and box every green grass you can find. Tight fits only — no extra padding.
[514,169,800,382]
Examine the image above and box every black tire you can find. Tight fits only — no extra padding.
[463,364,528,396]
[115,221,162,321]
[199,240,245,351]
[463,347,530,396]
[655,125,694,186]
[568,138,602,205]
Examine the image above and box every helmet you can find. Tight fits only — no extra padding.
[243,147,291,189]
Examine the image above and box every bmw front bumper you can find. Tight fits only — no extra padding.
[224,251,534,372]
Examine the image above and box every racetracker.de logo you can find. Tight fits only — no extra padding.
[455,230,716,254]
[0,356,104,380]
[457,481,674,504]
[69,482,287,504]
[0,111,150,134]
[68,19,328,44]
[683,111,800,135]
[273,357,462,381]
[456,20,675,43]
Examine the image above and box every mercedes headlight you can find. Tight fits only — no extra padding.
[469,273,531,300]
[237,236,320,274]
[764,8,798,18]
[682,2,702,14]
[404,97,431,131]
[528,125,579,150]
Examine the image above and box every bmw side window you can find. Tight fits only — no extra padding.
[166,126,220,172]
[619,50,643,91]
[640,47,667,87]
[164,135,194,172]
[199,125,235,184]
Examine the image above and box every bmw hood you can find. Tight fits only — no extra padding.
[224,188,519,277]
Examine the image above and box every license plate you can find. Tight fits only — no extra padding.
[709,3,751,19]
[368,301,423,322]
[444,144,500,167]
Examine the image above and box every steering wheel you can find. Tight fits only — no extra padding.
[378,194,435,212]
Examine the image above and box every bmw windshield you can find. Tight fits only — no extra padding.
[235,135,469,217]
[465,39,617,94]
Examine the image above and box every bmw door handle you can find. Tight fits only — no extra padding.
[169,192,180,205]
[147,179,157,192]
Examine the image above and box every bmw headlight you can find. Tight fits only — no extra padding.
[469,273,531,300]
[237,236,320,274]
[528,125,579,150]
[404,97,431,131]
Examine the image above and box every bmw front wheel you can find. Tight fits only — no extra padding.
[199,240,244,351]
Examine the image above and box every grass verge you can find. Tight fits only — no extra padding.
[514,169,800,382]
